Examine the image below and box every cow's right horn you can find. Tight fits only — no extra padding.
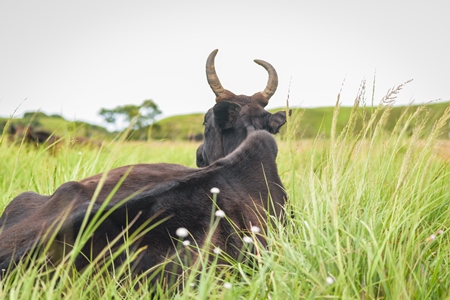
[206,49,226,99]
[254,59,278,107]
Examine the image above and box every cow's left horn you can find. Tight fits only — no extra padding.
[254,59,278,106]
[206,49,226,99]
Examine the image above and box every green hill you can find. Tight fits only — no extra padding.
[286,101,450,139]
[2,101,449,142]
[150,101,450,140]
[150,113,204,141]
[0,112,113,141]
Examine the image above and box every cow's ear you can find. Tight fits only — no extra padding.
[267,110,291,134]
[213,101,241,130]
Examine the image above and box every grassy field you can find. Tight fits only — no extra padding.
[1,94,450,298]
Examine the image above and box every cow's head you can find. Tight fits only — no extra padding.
[196,49,288,167]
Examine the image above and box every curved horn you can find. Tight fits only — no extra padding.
[254,59,278,106]
[206,49,226,99]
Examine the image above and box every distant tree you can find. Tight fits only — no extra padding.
[99,99,162,131]
[98,108,116,124]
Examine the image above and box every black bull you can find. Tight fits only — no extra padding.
[0,131,285,273]
[0,49,288,279]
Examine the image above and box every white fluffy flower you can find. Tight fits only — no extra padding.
[223,282,232,289]
[215,210,225,218]
[250,226,261,233]
[182,240,191,246]
[210,187,220,194]
[326,276,334,284]
[213,247,222,254]
[176,227,189,238]
[243,236,253,244]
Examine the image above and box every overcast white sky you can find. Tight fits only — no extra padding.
[0,0,448,128]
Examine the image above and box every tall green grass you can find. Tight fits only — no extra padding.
[1,85,450,298]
